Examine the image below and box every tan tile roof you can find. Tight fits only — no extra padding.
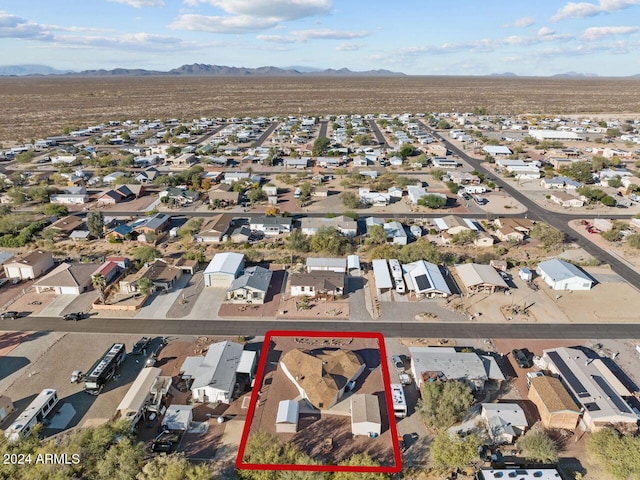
[530,375,580,413]
[281,348,363,409]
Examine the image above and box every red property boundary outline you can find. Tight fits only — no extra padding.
[236,330,402,474]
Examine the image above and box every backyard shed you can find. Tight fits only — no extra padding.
[276,400,300,433]
[350,394,381,437]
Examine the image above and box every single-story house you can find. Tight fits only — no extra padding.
[536,259,593,291]
[48,215,84,236]
[276,400,300,433]
[92,260,121,284]
[549,191,584,208]
[50,187,89,205]
[119,259,182,294]
[208,184,241,206]
[3,250,54,280]
[130,213,170,236]
[162,405,193,431]
[280,348,365,410]
[409,346,505,392]
[249,216,293,236]
[160,187,199,205]
[406,186,428,205]
[283,158,309,169]
[481,403,528,444]
[103,171,126,184]
[195,214,231,243]
[454,263,508,293]
[351,394,381,437]
[226,266,272,304]
[203,252,245,288]
[34,262,99,295]
[300,216,357,237]
[432,157,459,169]
[436,215,472,235]
[528,375,581,430]
[290,271,345,299]
[403,260,451,298]
[181,340,244,403]
[372,259,393,293]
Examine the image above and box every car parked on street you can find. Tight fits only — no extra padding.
[63,312,85,321]
[0,311,20,319]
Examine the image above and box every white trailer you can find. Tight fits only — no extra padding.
[391,384,407,418]
[389,259,405,294]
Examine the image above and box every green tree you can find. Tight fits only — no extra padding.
[37,204,69,217]
[312,136,330,156]
[137,454,212,480]
[333,453,388,480]
[608,176,622,188]
[28,186,53,203]
[417,194,447,209]
[366,224,388,245]
[133,245,160,264]
[137,277,154,296]
[450,229,477,245]
[6,187,27,205]
[87,211,105,238]
[586,427,640,480]
[601,195,616,207]
[15,151,35,163]
[309,227,350,256]
[430,168,445,180]
[417,380,473,430]
[399,144,414,159]
[340,191,360,209]
[517,430,559,464]
[92,274,107,304]
[167,146,182,156]
[96,437,144,480]
[287,228,310,253]
[437,119,451,129]
[561,161,593,184]
[530,223,565,248]
[247,187,265,205]
[430,432,480,472]
[446,181,459,194]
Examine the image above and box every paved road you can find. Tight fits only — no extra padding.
[318,120,328,139]
[251,122,279,148]
[189,123,228,145]
[367,119,389,148]
[2,317,640,338]
[421,123,640,288]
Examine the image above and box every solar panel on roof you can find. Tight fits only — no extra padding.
[592,375,631,414]
[414,274,432,291]
[547,351,589,398]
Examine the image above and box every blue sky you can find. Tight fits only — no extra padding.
[1,0,640,75]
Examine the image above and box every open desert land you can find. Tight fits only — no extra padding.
[2,76,640,142]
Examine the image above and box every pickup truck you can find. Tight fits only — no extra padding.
[132,337,151,355]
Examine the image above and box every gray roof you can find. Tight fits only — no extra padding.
[351,394,381,425]
[409,347,504,383]
[137,213,169,231]
[455,263,508,289]
[306,258,347,269]
[403,260,451,295]
[252,216,293,226]
[183,341,243,391]
[204,252,244,275]
[276,400,299,424]
[228,266,272,293]
[537,259,592,283]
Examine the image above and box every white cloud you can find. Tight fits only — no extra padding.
[0,12,52,40]
[583,25,640,39]
[108,0,164,7]
[552,0,640,21]
[257,29,368,43]
[256,34,297,44]
[335,42,364,51]
[505,16,535,28]
[538,26,555,36]
[169,14,279,33]
[290,29,368,40]
[182,0,332,21]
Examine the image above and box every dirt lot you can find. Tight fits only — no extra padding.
[244,335,397,467]
[2,76,640,142]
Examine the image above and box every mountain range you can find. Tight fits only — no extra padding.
[0,63,405,77]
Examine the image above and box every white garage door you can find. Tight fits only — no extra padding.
[20,267,34,279]
[205,273,233,288]
[5,267,21,279]
[59,287,78,295]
